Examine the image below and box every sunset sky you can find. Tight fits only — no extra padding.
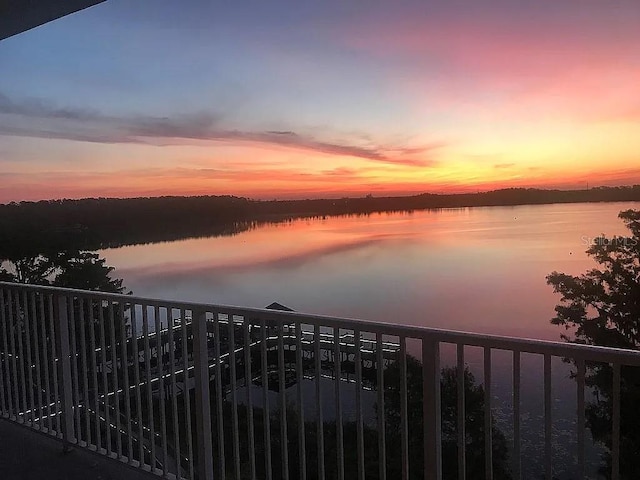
[1,0,639,202]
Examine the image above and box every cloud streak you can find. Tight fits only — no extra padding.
[0,92,441,167]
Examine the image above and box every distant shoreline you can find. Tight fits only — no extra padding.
[214,185,640,220]
[2,186,640,256]
[4,185,640,210]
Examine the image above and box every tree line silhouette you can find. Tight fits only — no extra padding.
[2,186,640,259]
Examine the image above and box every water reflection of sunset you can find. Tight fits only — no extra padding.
[101,202,638,340]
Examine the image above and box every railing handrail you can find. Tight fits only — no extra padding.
[2,281,640,365]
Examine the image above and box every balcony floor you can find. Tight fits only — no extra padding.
[0,419,155,480]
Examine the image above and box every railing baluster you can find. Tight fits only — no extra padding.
[576,358,585,479]
[315,324,325,480]
[260,319,272,480]
[0,289,5,417]
[544,354,552,480]
[22,292,35,425]
[108,301,122,458]
[192,309,214,480]
[423,338,442,480]
[457,343,465,480]
[278,322,289,480]
[29,293,43,429]
[612,362,621,480]
[16,293,27,422]
[142,305,155,467]
[355,329,365,480]
[15,290,24,422]
[68,297,81,439]
[376,333,386,480]
[484,348,493,480]
[180,309,195,480]
[512,350,521,480]
[98,301,111,456]
[243,316,257,480]
[168,310,181,478]
[38,294,52,432]
[400,336,408,480]
[88,299,101,450]
[295,322,306,480]
[154,305,168,476]
[78,298,91,444]
[8,290,21,422]
[213,312,226,480]
[48,295,61,434]
[0,288,12,418]
[334,328,344,480]
[130,305,144,465]
[122,302,133,462]
[228,314,241,479]
[55,295,75,448]
[7,290,19,422]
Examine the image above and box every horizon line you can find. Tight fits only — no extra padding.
[3,184,640,206]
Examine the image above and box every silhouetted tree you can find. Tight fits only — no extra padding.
[1,254,56,284]
[1,249,128,346]
[51,251,126,293]
[382,356,511,480]
[1,251,125,293]
[0,268,14,282]
[547,209,640,478]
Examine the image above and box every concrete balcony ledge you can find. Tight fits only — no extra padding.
[0,419,156,480]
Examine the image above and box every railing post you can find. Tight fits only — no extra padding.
[193,309,214,480]
[423,337,442,480]
[0,287,9,418]
[54,294,75,451]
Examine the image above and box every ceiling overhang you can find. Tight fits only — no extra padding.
[0,0,105,41]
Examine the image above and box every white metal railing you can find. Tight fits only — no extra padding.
[0,281,639,480]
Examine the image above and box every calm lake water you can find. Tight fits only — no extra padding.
[99,201,639,479]
[101,201,639,341]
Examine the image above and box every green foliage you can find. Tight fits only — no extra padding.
[547,209,640,478]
